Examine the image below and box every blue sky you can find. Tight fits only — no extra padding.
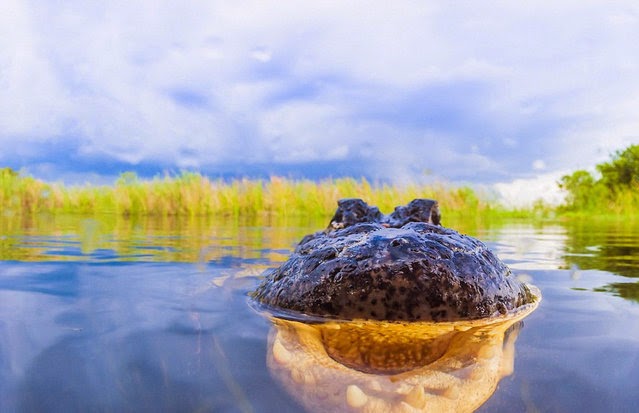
[1,1,638,204]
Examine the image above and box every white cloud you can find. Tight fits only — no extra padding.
[250,47,272,63]
[494,171,567,207]
[0,0,638,189]
[0,0,72,139]
[532,159,546,170]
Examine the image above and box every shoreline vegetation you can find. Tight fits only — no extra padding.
[1,169,522,219]
[558,144,639,218]
[2,144,638,220]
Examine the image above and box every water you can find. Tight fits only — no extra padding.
[1,214,638,412]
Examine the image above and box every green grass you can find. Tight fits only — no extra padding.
[558,187,639,219]
[1,169,519,219]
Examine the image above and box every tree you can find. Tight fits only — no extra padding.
[558,144,639,213]
[558,170,601,210]
[597,144,639,193]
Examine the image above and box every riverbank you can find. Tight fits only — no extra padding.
[2,169,524,219]
[6,169,639,221]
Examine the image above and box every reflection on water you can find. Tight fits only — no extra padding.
[559,220,639,303]
[593,281,639,303]
[466,219,639,303]
[479,223,568,271]
[0,261,302,413]
[1,214,639,412]
[262,298,539,413]
[561,220,639,278]
[0,213,320,264]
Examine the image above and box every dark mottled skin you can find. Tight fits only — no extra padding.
[252,199,535,322]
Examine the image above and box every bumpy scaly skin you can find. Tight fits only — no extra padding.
[252,199,535,322]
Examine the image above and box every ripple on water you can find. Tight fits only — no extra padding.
[1,218,639,412]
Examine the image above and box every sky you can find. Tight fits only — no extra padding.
[1,1,639,206]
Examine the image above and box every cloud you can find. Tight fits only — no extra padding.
[532,160,546,171]
[1,0,638,194]
[494,171,569,207]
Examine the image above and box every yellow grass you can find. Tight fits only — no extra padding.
[1,169,507,219]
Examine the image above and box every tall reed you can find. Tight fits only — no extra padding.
[1,169,508,218]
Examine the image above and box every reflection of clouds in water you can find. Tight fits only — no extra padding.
[0,264,82,346]
[0,264,82,410]
[488,225,568,270]
[0,260,289,412]
[0,263,210,380]
[485,223,639,304]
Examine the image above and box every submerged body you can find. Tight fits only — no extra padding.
[252,199,536,322]
[266,300,539,413]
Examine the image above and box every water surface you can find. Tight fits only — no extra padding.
[1,214,638,412]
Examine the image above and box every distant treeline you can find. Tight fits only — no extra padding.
[559,144,639,215]
[0,169,511,219]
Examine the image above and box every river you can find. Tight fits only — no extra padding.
[0,214,638,412]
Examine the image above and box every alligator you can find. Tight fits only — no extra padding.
[252,198,537,322]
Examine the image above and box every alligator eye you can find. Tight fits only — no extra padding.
[390,238,408,248]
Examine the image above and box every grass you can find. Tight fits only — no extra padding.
[1,169,518,219]
[558,188,639,220]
